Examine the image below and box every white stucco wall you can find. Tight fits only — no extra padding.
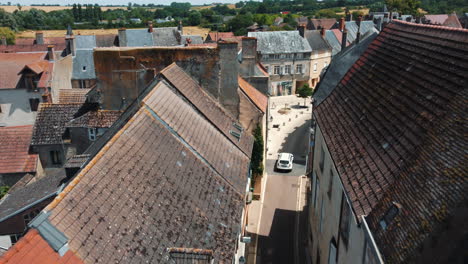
[0,89,42,126]
[308,124,367,264]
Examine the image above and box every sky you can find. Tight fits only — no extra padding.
[6,0,238,5]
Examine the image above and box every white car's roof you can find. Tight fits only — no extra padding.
[278,153,292,160]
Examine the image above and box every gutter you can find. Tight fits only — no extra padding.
[361,215,385,264]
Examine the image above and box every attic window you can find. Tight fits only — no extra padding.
[230,130,242,140]
[233,122,243,132]
[168,248,213,263]
[82,66,87,72]
[379,202,402,230]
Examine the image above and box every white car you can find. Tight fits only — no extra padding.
[276,153,294,172]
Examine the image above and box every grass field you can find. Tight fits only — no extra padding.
[336,7,370,15]
[16,26,211,39]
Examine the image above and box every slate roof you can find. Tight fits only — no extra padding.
[152,27,181,46]
[309,18,337,30]
[160,63,254,156]
[238,76,267,113]
[0,126,37,174]
[95,35,117,47]
[0,52,47,89]
[248,31,312,54]
[58,89,90,104]
[32,74,251,263]
[31,103,82,145]
[304,30,332,51]
[72,49,96,80]
[0,229,83,264]
[181,35,204,45]
[66,110,121,128]
[0,171,65,222]
[314,19,467,234]
[345,21,379,43]
[313,32,378,105]
[125,29,154,47]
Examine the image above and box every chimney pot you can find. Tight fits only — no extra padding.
[47,45,55,61]
[339,18,345,32]
[148,21,153,33]
[341,29,348,51]
[297,25,305,38]
[321,28,326,37]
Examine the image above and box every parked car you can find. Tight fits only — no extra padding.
[276,152,294,172]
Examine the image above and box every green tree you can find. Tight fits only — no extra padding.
[0,27,15,44]
[0,185,9,199]
[251,125,264,178]
[187,10,201,26]
[297,84,313,106]
[386,0,421,15]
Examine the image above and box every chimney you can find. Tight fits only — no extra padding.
[320,28,326,37]
[218,41,240,118]
[66,24,73,36]
[0,37,6,46]
[339,17,345,32]
[148,21,153,33]
[65,35,76,56]
[356,16,362,44]
[177,21,183,35]
[341,29,347,51]
[118,28,127,47]
[297,25,305,38]
[36,31,44,45]
[240,37,257,78]
[47,45,55,61]
[389,12,393,21]
[346,12,352,22]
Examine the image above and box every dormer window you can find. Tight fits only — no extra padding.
[82,66,87,72]
[379,202,402,230]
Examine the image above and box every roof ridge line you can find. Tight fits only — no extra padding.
[391,19,468,33]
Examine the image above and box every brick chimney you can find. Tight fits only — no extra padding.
[0,37,6,46]
[339,17,345,32]
[297,25,305,38]
[148,21,153,33]
[118,28,127,47]
[177,21,183,35]
[341,29,347,51]
[218,41,240,118]
[36,31,44,45]
[240,37,257,78]
[47,45,55,61]
[320,28,326,37]
[356,16,362,44]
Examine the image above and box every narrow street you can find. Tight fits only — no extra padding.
[250,95,311,264]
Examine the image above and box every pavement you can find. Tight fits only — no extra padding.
[247,95,311,264]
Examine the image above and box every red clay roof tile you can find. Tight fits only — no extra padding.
[238,76,267,113]
[0,125,37,174]
[0,52,47,89]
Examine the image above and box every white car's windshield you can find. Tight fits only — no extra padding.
[279,160,289,165]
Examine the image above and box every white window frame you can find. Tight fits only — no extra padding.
[274,65,280,75]
[285,53,292,59]
[285,65,291,74]
[274,54,280,60]
[265,66,269,73]
[314,63,318,72]
[296,64,303,74]
[324,62,328,68]
[88,128,97,141]
[296,53,303,59]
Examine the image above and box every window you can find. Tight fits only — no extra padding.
[339,193,351,248]
[328,239,337,264]
[324,62,328,68]
[319,146,325,173]
[274,66,280,75]
[269,54,275,59]
[296,53,303,59]
[29,98,40,111]
[88,128,97,141]
[314,63,318,72]
[379,202,402,230]
[23,210,40,226]
[10,234,21,245]
[319,198,324,232]
[313,172,320,210]
[296,64,303,74]
[265,66,269,73]
[285,65,291,74]
[328,169,334,199]
[82,66,87,72]
[280,54,285,59]
[285,53,292,59]
[274,54,280,60]
[50,150,61,165]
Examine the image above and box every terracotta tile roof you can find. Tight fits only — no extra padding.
[309,18,337,29]
[207,32,235,42]
[161,63,254,156]
[0,229,83,264]
[0,126,37,174]
[20,60,54,89]
[314,20,468,222]
[66,110,121,128]
[45,87,248,262]
[0,43,66,53]
[238,76,267,113]
[58,89,90,104]
[0,52,47,89]
[31,103,82,145]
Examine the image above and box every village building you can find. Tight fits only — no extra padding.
[307,18,338,30]
[248,31,312,96]
[307,20,467,264]
[301,28,333,88]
